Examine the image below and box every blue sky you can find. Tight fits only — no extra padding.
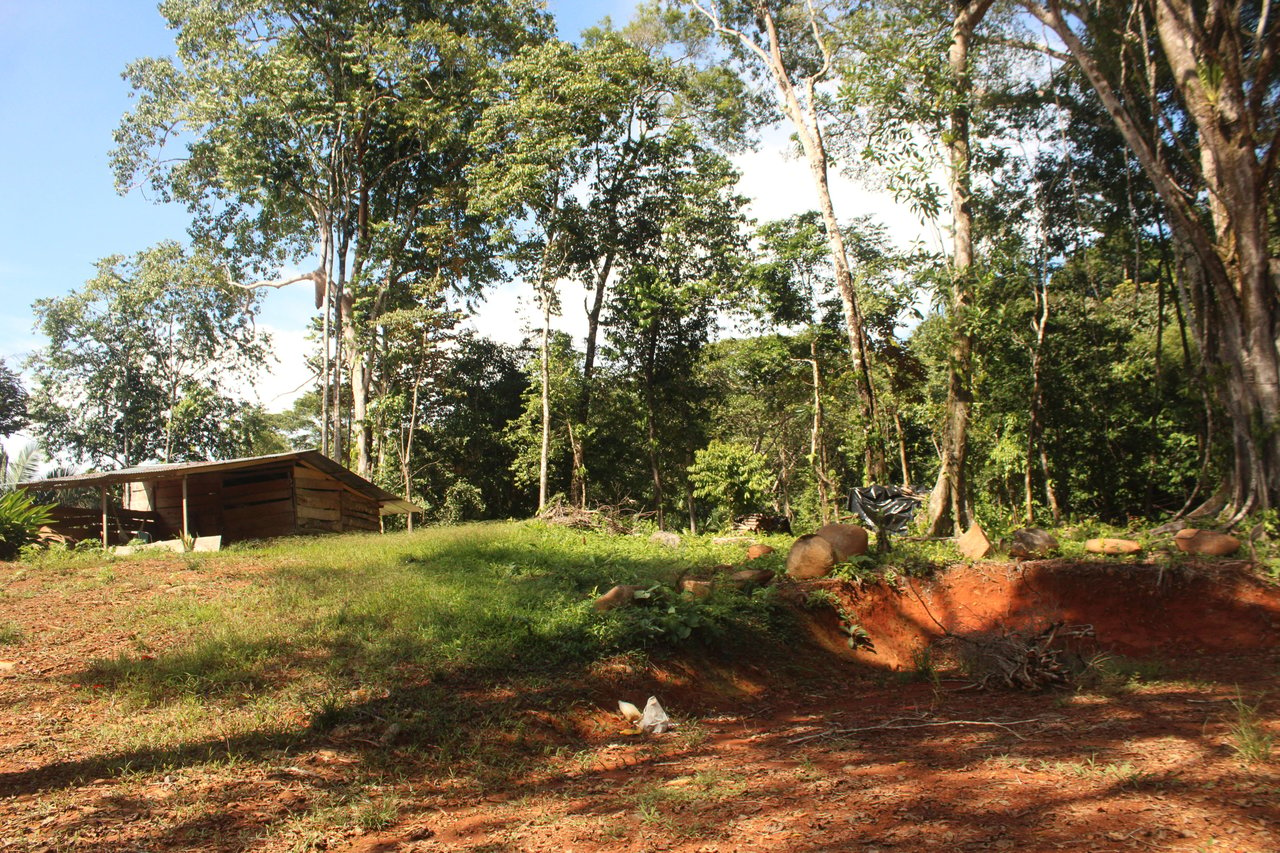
[0,0,921,419]
[0,0,637,367]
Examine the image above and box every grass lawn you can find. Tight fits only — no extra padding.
[2,521,792,787]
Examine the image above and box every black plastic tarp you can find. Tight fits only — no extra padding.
[847,485,924,534]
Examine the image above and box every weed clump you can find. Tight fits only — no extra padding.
[1227,693,1274,765]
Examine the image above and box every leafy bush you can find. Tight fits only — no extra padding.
[688,440,774,523]
[0,490,54,560]
[439,480,486,525]
[591,581,785,654]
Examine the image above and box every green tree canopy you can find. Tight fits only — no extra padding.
[27,242,270,468]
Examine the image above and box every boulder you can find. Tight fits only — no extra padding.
[730,568,775,590]
[1084,537,1143,555]
[679,579,713,599]
[1008,528,1059,559]
[785,534,840,580]
[712,536,754,546]
[746,544,775,560]
[593,584,639,611]
[956,524,992,561]
[1173,528,1241,557]
[814,523,870,561]
[649,530,681,548]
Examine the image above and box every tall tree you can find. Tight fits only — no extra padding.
[1016,0,1280,522]
[681,0,889,483]
[607,127,751,528]
[0,360,27,439]
[114,0,549,475]
[837,0,998,533]
[27,242,269,468]
[473,28,749,508]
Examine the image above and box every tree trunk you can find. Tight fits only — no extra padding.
[1025,276,1049,525]
[538,296,552,513]
[643,323,665,529]
[799,341,833,523]
[894,411,911,486]
[573,223,621,508]
[693,2,886,482]
[342,291,372,478]
[321,242,332,459]
[331,235,348,466]
[686,452,698,535]
[1026,0,1280,520]
[928,0,993,536]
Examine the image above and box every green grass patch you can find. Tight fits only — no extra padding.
[1030,753,1157,788]
[66,522,792,782]
[0,619,23,645]
[1080,653,1167,693]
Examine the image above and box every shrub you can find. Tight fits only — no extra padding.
[0,490,54,560]
[688,440,773,523]
[439,480,486,525]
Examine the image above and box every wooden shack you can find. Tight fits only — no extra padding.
[23,450,421,546]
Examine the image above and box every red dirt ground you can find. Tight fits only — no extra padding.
[0,555,1277,853]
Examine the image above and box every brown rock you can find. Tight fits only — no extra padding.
[956,524,992,561]
[1084,537,1143,555]
[814,523,870,561]
[649,531,681,548]
[593,584,639,611]
[746,544,775,560]
[1008,527,1059,559]
[730,568,775,590]
[785,534,840,579]
[1173,528,1241,557]
[679,579,713,599]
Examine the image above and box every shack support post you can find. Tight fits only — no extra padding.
[100,486,108,550]
[182,475,190,545]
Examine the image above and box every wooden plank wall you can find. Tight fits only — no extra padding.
[153,474,223,538]
[42,505,172,545]
[294,464,380,534]
[219,464,296,542]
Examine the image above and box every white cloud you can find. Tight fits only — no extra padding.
[466,278,591,350]
[248,323,315,412]
[733,127,948,254]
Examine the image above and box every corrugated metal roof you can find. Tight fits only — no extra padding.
[19,450,422,516]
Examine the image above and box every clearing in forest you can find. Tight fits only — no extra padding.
[0,522,1276,852]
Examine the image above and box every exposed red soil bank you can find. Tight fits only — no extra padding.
[806,560,1280,669]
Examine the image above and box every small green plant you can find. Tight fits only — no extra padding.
[352,795,400,831]
[801,587,838,609]
[1227,693,1273,765]
[0,620,24,645]
[1038,754,1154,787]
[910,646,941,685]
[688,440,773,524]
[438,480,486,525]
[0,490,55,561]
[829,553,877,582]
[839,615,874,651]
[1082,653,1166,692]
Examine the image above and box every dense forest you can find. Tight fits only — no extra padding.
[8,0,1280,535]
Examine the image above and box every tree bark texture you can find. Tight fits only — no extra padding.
[692,0,887,483]
[539,297,552,513]
[928,0,993,536]
[1026,0,1280,520]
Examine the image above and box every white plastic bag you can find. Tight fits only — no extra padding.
[637,696,672,734]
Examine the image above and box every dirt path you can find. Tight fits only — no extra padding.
[0,556,1276,853]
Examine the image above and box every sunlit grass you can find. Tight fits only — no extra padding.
[52,522,789,783]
